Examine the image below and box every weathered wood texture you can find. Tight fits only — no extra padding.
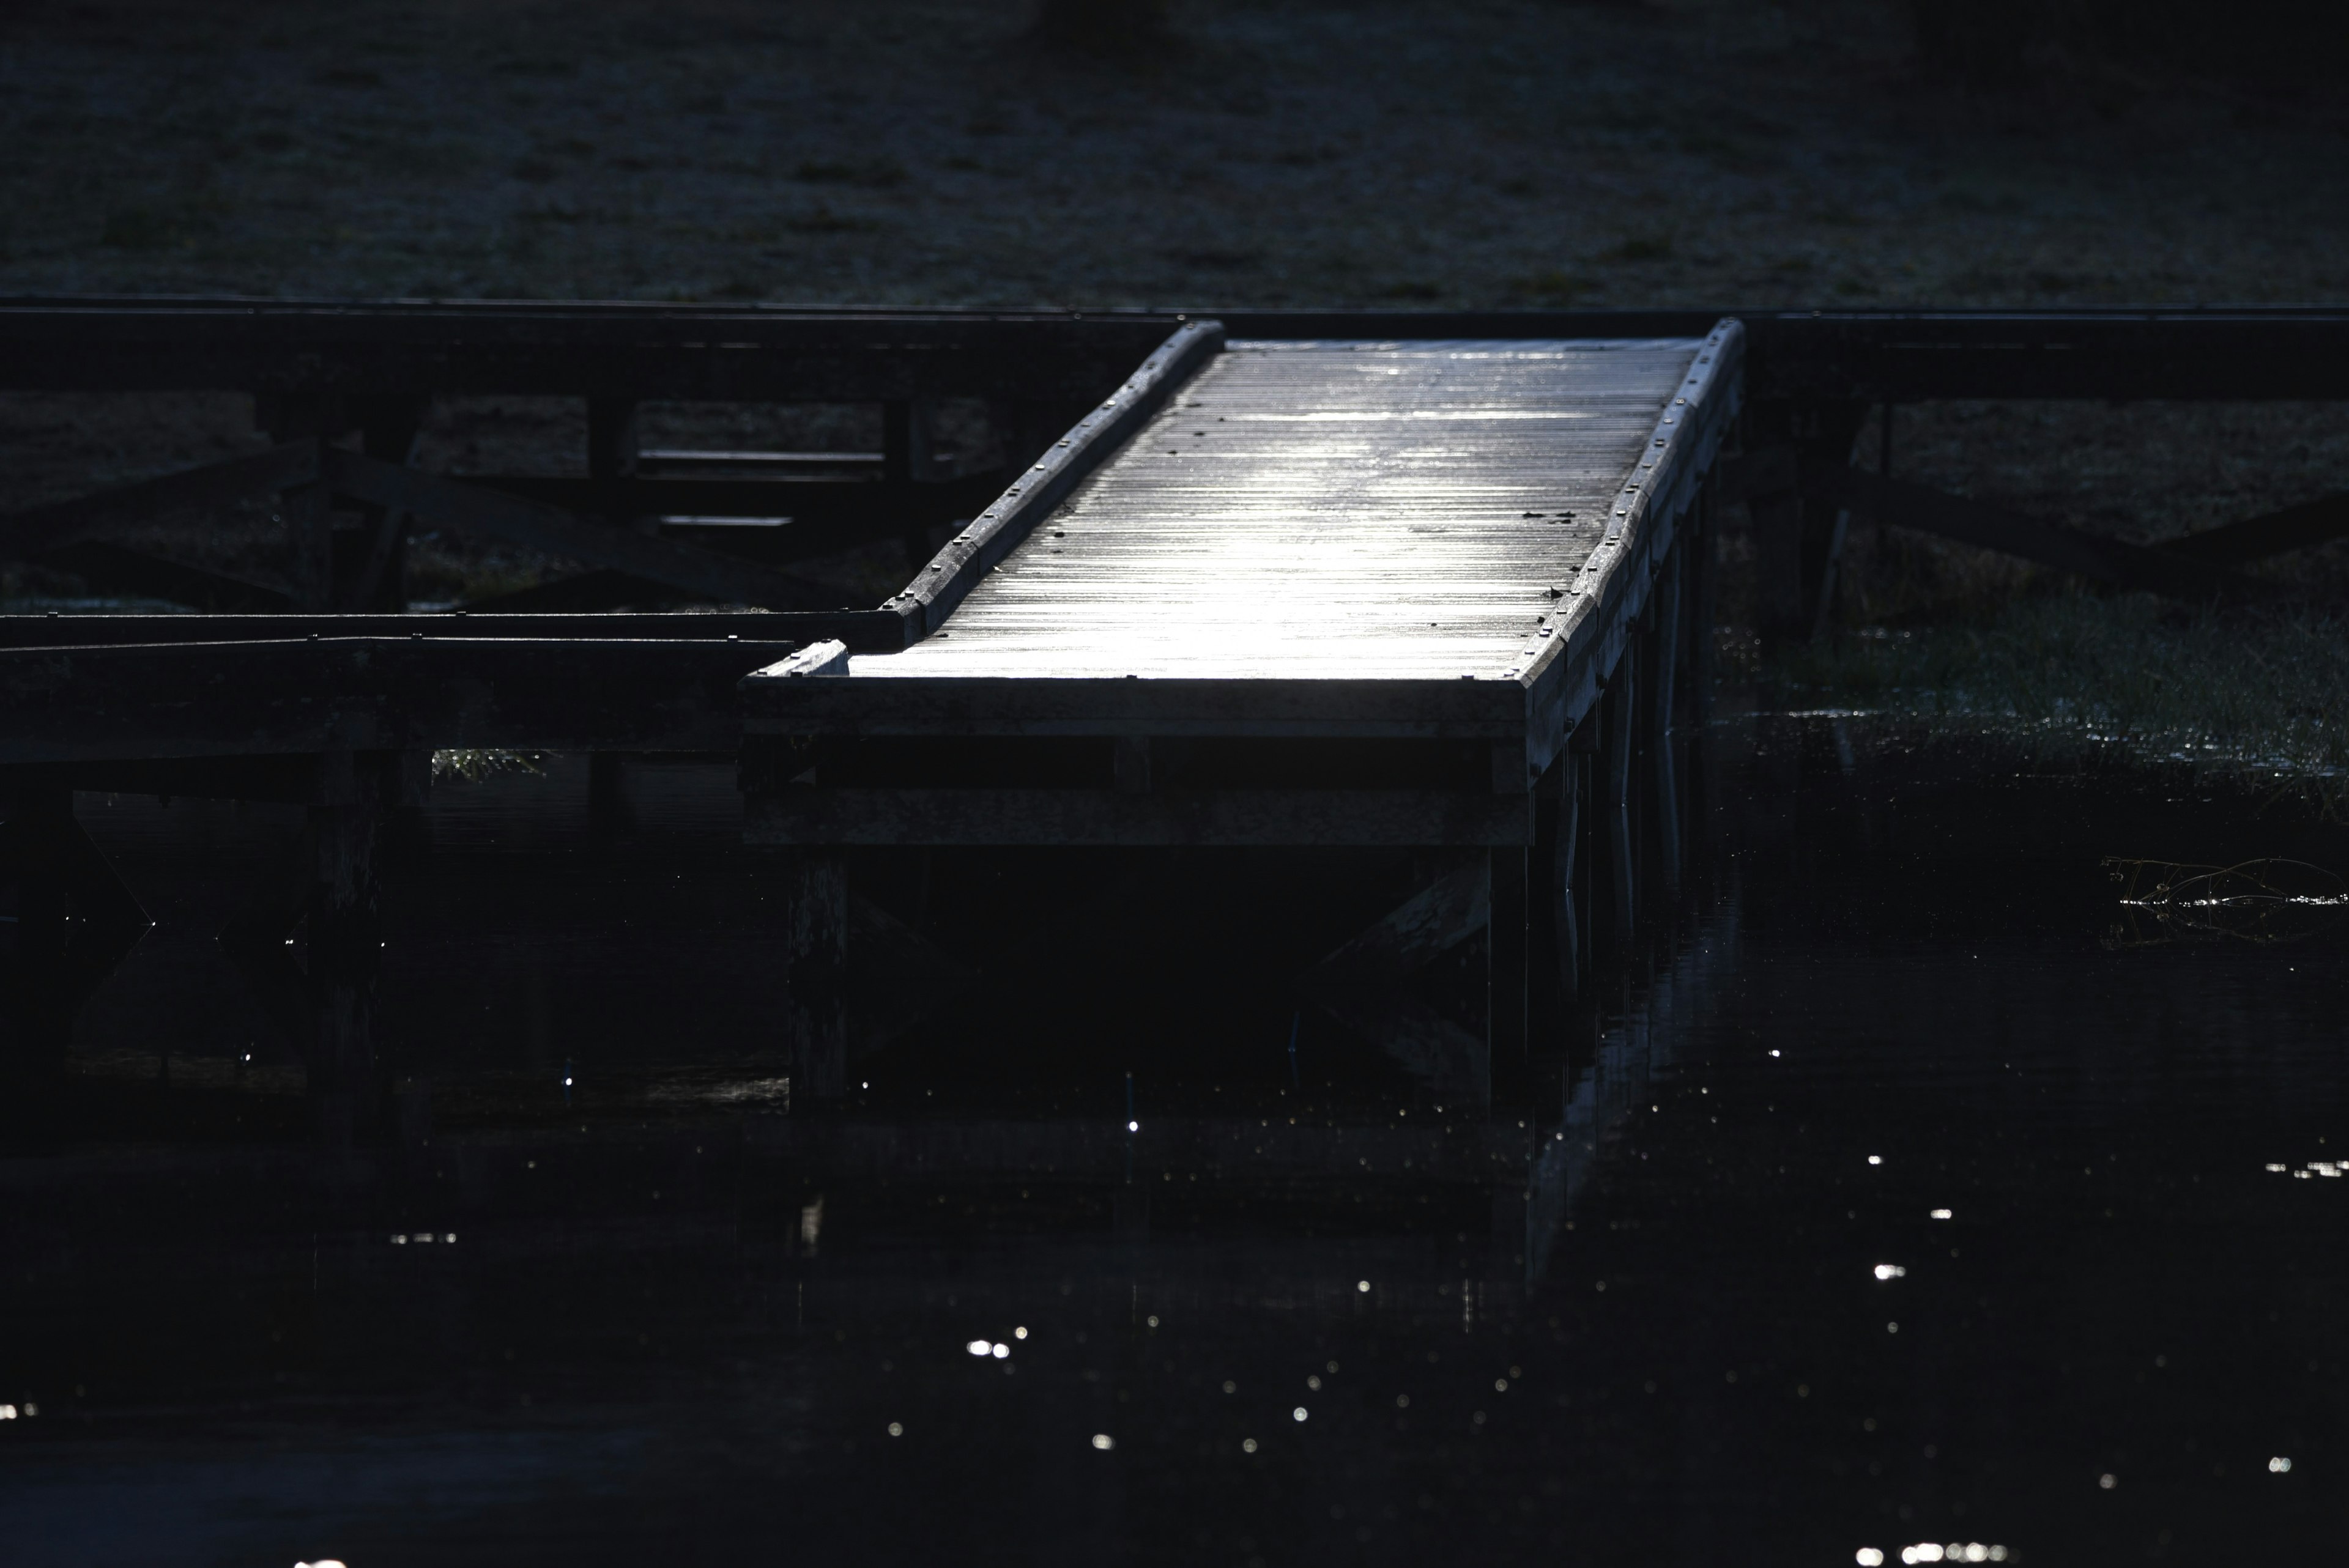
[886,321,1225,635]
[749,330,1743,786]
[881,336,1705,681]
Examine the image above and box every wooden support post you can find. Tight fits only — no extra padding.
[588,398,640,481]
[258,394,345,613]
[1113,736,1152,794]
[306,749,388,1146]
[588,396,644,542]
[1744,398,1871,646]
[348,396,426,612]
[1489,845,1529,1075]
[280,477,335,613]
[1649,542,1683,902]
[882,399,933,485]
[886,398,944,570]
[781,849,850,1102]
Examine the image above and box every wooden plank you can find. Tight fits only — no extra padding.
[1734,309,2349,402]
[741,330,1742,783]
[886,320,1226,637]
[458,471,1006,526]
[0,637,806,764]
[0,609,908,650]
[743,787,1532,847]
[744,671,1531,738]
[0,441,318,560]
[319,449,852,610]
[7,302,2349,404]
[1812,464,2274,599]
[1302,852,1490,975]
[2159,492,2349,565]
[0,303,1179,402]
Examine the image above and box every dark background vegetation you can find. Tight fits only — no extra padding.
[1,0,2344,774]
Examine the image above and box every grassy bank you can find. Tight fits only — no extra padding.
[4,0,2345,778]
[1756,596,2349,801]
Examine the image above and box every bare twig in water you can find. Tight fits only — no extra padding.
[2102,857,2348,947]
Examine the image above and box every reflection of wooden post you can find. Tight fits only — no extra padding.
[588,752,631,838]
[781,849,849,1101]
[1688,470,1718,727]
[1488,845,1528,1070]
[1572,751,1596,983]
[1548,752,1583,1005]
[4,786,75,1082]
[1602,640,1638,945]
[1649,542,1683,901]
[308,750,388,1146]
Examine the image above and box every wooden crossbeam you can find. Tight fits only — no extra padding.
[2161,492,2349,566]
[743,788,1531,847]
[1294,852,1494,1103]
[319,449,847,610]
[1809,464,2273,601]
[35,541,293,612]
[0,441,317,560]
[0,609,907,649]
[462,470,1006,528]
[0,636,806,763]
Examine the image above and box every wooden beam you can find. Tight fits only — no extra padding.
[33,542,293,612]
[886,320,1225,637]
[743,787,1532,847]
[457,470,1007,528]
[2159,492,2349,566]
[742,671,1531,739]
[0,609,907,649]
[1295,851,1494,1105]
[319,448,850,611]
[1811,464,2274,601]
[0,636,807,764]
[0,441,318,561]
[0,302,1179,402]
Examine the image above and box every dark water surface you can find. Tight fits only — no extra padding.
[4,725,2346,1567]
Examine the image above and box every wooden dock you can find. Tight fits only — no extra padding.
[741,322,1742,1102]
[6,301,2347,1130]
